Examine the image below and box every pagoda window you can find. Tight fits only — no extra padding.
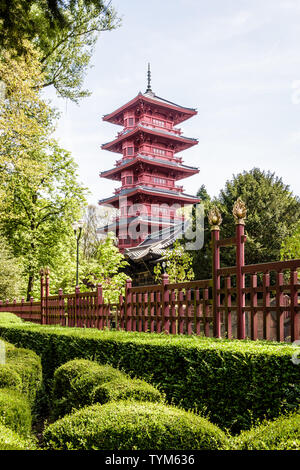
[128,117,134,126]
[153,118,165,127]
[127,147,134,156]
[153,177,166,185]
[126,176,133,184]
[153,147,166,156]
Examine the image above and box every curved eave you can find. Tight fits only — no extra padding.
[100,157,199,181]
[102,92,197,126]
[99,187,200,206]
[102,127,198,154]
[97,216,176,232]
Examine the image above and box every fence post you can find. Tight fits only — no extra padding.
[161,273,169,334]
[125,279,132,332]
[30,296,33,321]
[233,198,247,339]
[21,298,25,319]
[75,285,80,327]
[96,284,103,330]
[58,288,63,326]
[290,270,299,342]
[40,268,45,324]
[45,267,50,324]
[208,206,222,338]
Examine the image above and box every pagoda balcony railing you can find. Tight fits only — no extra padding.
[116,124,182,139]
[141,152,183,165]
[114,183,184,195]
[113,214,185,223]
[137,120,182,136]
[115,154,183,167]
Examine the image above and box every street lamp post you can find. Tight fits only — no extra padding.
[72,220,83,286]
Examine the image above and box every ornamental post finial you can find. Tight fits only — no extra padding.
[233,197,247,225]
[208,205,222,231]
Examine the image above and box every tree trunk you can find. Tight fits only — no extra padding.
[26,272,34,301]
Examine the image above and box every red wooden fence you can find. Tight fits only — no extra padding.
[0,199,299,342]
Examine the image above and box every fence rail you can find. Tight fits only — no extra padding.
[0,200,299,342]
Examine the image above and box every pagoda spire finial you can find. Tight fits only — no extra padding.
[145,63,153,94]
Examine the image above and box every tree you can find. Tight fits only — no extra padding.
[217,168,300,267]
[154,240,194,284]
[0,43,53,188]
[0,239,24,301]
[79,233,129,302]
[0,0,120,101]
[0,45,87,300]
[34,209,129,302]
[0,143,87,300]
[189,185,214,280]
[281,224,300,260]
[81,204,118,260]
[191,171,300,279]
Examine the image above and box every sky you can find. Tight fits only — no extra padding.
[45,0,300,205]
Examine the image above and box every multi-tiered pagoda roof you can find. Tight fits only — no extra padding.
[98,66,200,251]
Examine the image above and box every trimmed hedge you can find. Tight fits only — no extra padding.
[44,400,229,450]
[0,424,36,450]
[0,388,32,436]
[232,411,300,450]
[0,323,299,432]
[52,359,163,418]
[52,359,127,418]
[92,377,163,405]
[4,342,42,404]
[0,312,23,325]
[0,365,22,391]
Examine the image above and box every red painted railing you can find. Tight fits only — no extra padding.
[1,263,298,341]
[0,203,299,341]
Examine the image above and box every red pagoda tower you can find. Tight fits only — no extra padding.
[98,66,200,251]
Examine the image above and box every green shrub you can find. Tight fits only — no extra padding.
[0,324,299,432]
[232,411,300,450]
[0,388,32,436]
[6,347,42,404]
[0,340,42,405]
[44,400,228,450]
[0,424,36,450]
[52,359,126,418]
[0,312,23,325]
[92,377,163,405]
[0,365,22,391]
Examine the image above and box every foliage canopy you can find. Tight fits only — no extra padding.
[0,1,120,101]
